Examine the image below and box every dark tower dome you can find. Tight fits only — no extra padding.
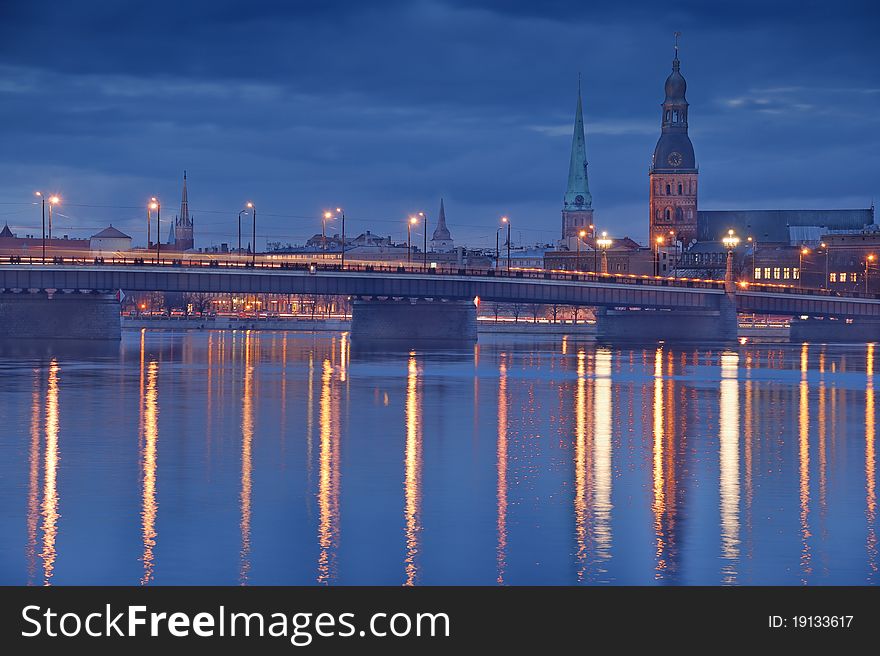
[664,59,687,102]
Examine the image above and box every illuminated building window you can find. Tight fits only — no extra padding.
[754,267,761,280]
[830,272,837,282]
[763,267,771,279]
[793,268,800,280]
[773,267,781,279]
[783,267,791,279]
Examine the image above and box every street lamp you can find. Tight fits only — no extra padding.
[502,216,511,274]
[246,202,256,267]
[746,236,756,281]
[337,207,345,269]
[798,246,810,289]
[577,229,586,271]
[722,229,740,292]
[34,192,46,262]
[655,235,665,276]
[495,217,507,267]
[418,211,427,269]
[148,198,158,251]
[866,254,876,294]
[237,208,249,259]
[669,230,677,277]
[407,216,418,265]
[151,197,161,263]
[322,210,333,258]
[596,231,613,274]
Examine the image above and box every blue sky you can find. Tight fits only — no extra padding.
[0,0,877,249]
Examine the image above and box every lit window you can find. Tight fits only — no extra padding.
[830,273,837,282]
[783,268,791,279]
[773,267,781,279]
[763,267,771,279]
[754,267,762,280]
[793,268,800,280]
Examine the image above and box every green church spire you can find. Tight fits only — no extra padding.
[563,78,592,210]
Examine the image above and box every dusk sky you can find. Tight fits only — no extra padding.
[0,0,877,250]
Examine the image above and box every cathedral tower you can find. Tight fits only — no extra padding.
[649,34,698,247]
[174,170,194,251]
[561,80,594,240]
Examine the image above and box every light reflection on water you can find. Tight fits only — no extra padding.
[0,331,878,585]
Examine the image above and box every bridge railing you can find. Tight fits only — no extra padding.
[2,253,878,300]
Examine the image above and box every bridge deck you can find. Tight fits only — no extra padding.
[1,256,879,319]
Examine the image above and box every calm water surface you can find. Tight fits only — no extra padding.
[0,330,877,585]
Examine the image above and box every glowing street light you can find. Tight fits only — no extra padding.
[799,246,811,289]
[577,229,586,271]
[418,211,427,268]
[867,254,876,294]
[722,229,740,251]
[407,216,418,265]
[246,202,256,266]
[34,192,60,263]
[501,216,511,273]
[596,230,613,274]
[655,235,665,276]
[147,197,159,250]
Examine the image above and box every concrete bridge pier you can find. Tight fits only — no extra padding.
[351,298,477,344]
[0,290,121,341]
[595,294,739,345]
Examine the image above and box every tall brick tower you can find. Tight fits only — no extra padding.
[561,79,594,240]
[649,34,698,247]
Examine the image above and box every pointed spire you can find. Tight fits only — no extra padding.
[432,198,452,241]
[672,31,682,72]
[563,80,592,210]
[179,170,190,228]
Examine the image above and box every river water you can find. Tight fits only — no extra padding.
[0,330,877,585]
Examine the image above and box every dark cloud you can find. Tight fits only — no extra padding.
[0,0,877,248]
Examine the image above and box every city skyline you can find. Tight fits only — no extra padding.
[0,1,877,250]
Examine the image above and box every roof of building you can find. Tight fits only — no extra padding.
[91,225,131,239]
[698,208,875,243]
[0,223,14,238]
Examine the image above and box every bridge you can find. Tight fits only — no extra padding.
[1,255,879,342]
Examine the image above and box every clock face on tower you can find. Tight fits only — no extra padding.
[667,151,683,168]
[575,195,584,205]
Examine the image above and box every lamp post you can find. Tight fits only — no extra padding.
[747,236,755,281]
[407,216,418,265]
[322,211,332,258]
[722,229,740,293]
[655,235,665,276]
[798,246,810,289]
[148,198,158,251]
[237,209,249,259]
[576,229,586,271]
[496,218,506,267]
[669,230,676,277]
[34,192,46,262]
[596,231,612,274]
[820,241,828,289]
[866,254,876,294]
[153,197,161,264]
[501,216,511,274]
[418,211,427,269]
[46,194,60,242]
[247,202,256,267]
[338,207,345,269]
